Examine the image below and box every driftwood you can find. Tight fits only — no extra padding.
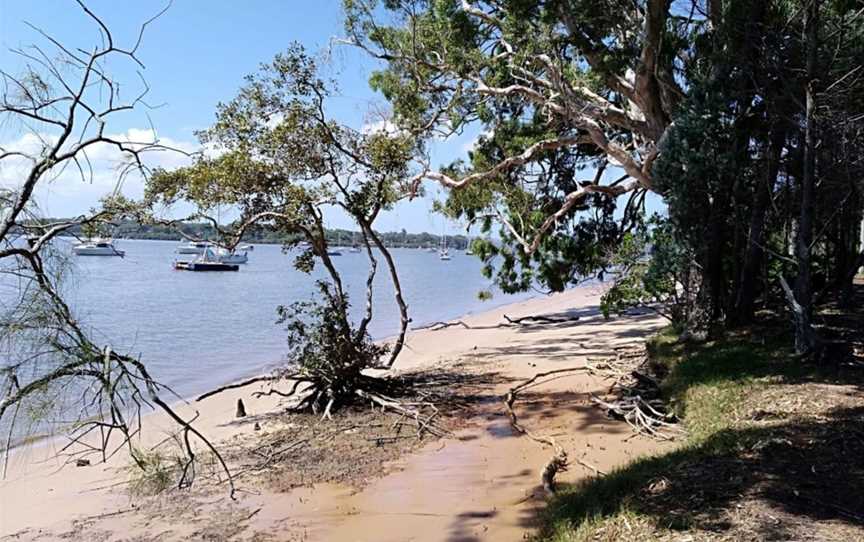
[413,320,472,331]
[355,389,448,438]
[503,314,581,325]
[591,395,681,440]
[414,313,582,332]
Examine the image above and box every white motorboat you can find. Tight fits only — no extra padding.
[176,241,213,255]
[72,238,125,257]
[215,247,249,264]
[349,245,362,253]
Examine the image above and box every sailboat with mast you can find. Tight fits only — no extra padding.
[349,231,362,253]
[439,230,451,261]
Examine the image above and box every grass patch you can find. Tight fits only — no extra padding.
[126,447,182,497]
[538,323,864,541]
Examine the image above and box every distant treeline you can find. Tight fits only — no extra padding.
[33,219,472,250]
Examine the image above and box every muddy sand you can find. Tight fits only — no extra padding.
[1,285,669,541]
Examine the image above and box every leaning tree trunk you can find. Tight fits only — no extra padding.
[792,0,820,355]
[360,221,409,369]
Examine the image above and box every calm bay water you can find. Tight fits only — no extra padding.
[56,238,535,398]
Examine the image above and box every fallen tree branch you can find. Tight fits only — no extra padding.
[196,375,280,402]
[503,313,581,325]
[413,313,582,332]
[413,320,472,331]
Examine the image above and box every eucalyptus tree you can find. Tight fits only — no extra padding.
[146,45,417,416]
[342,0,712,292]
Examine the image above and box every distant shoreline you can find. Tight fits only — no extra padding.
[45,217,477,249]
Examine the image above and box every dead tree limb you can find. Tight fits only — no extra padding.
[413,320,472,331]
[196,375,280,402]
[503,314,581,325]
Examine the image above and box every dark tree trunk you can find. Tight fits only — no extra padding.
[792,0,820,355]
[733,127,785,324]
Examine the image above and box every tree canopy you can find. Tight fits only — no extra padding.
[345,0,864,347]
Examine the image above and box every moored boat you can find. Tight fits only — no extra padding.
[176,241,213,255]
[175,260,239,272]
[215,247,249,264]
[175,247,240,271]
[72,238,125,257]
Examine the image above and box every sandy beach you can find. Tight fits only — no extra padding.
[1,285,668,541]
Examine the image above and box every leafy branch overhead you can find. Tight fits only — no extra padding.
[343,0,690,292]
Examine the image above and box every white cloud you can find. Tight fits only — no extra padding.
[0,128,199,216]
[361,119,403,136]
[460,128,494,154]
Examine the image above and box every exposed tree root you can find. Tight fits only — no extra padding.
[200,369,451,441]
[590,395,682,440]
[503,366,603,495]
[587,346,683,441]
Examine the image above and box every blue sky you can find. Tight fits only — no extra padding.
[1,1,659,234]
[0,0,481,233]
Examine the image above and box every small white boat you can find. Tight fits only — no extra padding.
[237,243,254,251]
[215,247,249,264]
[176,241,213,255]
[349,245,362,253]
[72,238,125,257]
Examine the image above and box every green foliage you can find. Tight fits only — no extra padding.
[600,218,693,325]
[145,42,417,248]
[277,282,389,409]
[345,0,663,294]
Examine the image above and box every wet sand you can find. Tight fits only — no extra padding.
[0,285,669,540]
